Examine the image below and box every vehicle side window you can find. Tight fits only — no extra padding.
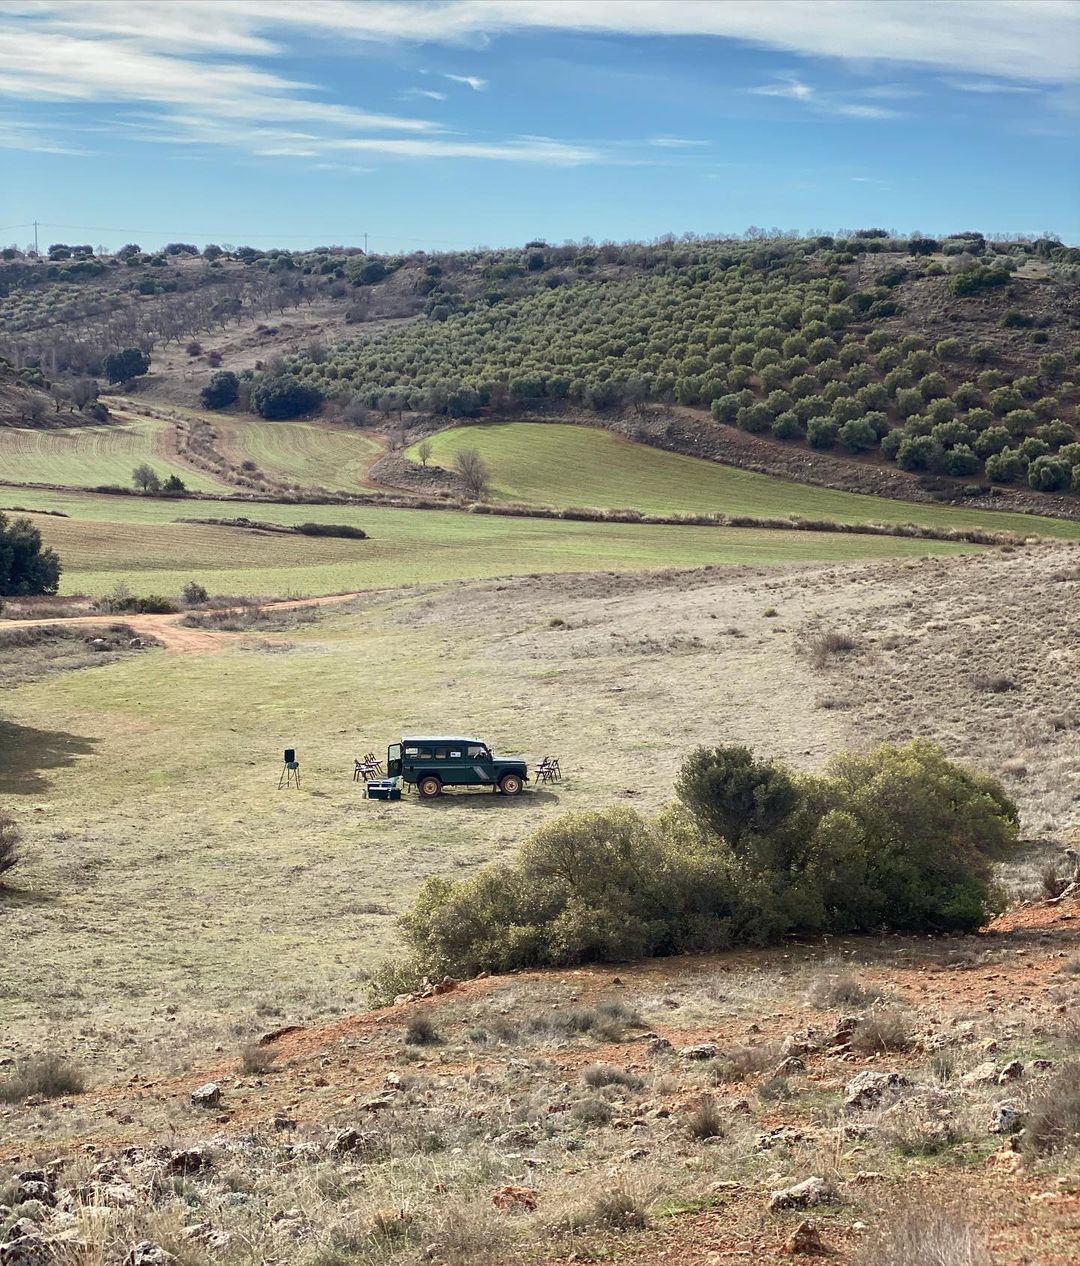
[404,747,419,757]
[449,750,462,758]
[434,748,448,760]
[467,745,488,759]
[418,748,432,760]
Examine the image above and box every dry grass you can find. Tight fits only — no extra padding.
[805,628,861,668]
[855,1204,991,1266]
[1022,1063,1080,1159]
[708,1041,783,1083]
[850,1010,914,1054]
[0,1051,85,1103]
[805,972,883,1009]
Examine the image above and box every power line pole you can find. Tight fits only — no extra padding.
[33,220,39,255]
[363,232,368,254]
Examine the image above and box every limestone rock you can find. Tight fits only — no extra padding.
[844,1070,908,1110]
[989,1101,1025,1135]
[190,1082,221,1108]
[785,1219,829,1255]
[768,1176,833,1212]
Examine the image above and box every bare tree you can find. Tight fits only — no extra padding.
[132,462,161,493]
[417,439,433,466]
[454,447,490,500]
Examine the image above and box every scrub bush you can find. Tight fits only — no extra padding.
[371,742,1018,1001]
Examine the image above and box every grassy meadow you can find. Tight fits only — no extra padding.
[0,563,860,1067]
[209,415,384,491]
[0,411,231,493]
[4,488,977,597]
[408,421,1080,539]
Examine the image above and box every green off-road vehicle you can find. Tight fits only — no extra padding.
[389,739,529,795]
[387,735,529,798]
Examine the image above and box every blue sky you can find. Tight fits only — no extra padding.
[1,1,1078,253]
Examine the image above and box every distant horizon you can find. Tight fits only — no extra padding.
[3,1,1077,251]
[4,225,1077,258]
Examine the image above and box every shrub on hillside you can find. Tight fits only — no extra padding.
[985,447,1026,483]
[0,512,62,596]
[200,370,239,409]
[941,445,979,477]
[103,346,150,384]
[371,741,1018,1000]
[838,417,878,452]
[806,416,839,449]
[1028,455,1073,492]
[250,374,323,420]
[0,812,21,888]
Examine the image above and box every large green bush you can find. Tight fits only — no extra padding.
[0,512,61,595]
[250,374,323,420]
[371,741,1018,1000]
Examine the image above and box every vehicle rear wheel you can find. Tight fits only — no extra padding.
[418,775,442,798]
[499,773,523,797]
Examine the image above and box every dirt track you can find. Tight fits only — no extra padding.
[0,591,366,652]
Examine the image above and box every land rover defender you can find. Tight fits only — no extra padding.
[386,735,528,797]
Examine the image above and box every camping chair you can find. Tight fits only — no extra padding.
[534,756,561,783]
[353,755,381,782]
[366,751,384,776]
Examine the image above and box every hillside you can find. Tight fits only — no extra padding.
[2,545,1079,1264]
[3,234,1079,516]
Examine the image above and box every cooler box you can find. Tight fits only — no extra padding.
[365,779,402,801]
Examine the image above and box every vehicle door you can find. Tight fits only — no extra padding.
[462,742,495,785]
[386,744,402,778]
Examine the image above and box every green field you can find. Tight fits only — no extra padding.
[0,413,231,493]
[407,422,1080,540]
[212,415,384,491]
[7,489,976,597]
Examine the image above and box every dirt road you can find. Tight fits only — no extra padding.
[0,591,366,652]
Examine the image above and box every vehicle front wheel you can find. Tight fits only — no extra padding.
[499,773,523,796]
[418,775,442,798]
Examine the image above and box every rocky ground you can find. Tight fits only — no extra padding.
[2,897,1079,1266]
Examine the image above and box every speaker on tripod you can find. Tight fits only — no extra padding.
[279,747,300,789]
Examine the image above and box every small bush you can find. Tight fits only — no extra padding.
[856,1204,988,1266]
[1023,1063,1080,1158]
[572,1096,613,1127]
[566,1184,647,1231]
[181,580,209,606]
[238,1042,277,1074]
[806,973,882,1009]
[851,1010,913,1054]
[806,629,860,668]
[293,522,368,539]
[709,1042,783,1083]
[404,1014,441,1046]
[686,1093,724,1139]
[583,1063,644,1090]
[0,1053,85,1104]
[0,812,21,887]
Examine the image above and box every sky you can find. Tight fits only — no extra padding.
[1,0,1078,253]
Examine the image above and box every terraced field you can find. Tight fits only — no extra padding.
[211,415,384,491]
[0,412,230,492]
[408,422,1080,540]
[8,491,976,597]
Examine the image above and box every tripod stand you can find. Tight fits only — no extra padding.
[278,759,301,789]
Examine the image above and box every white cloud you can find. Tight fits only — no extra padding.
[751,76,814,102]
[751,75,901,118]
[648,136,709,147]
[402,88,448,100]
[5,2,1076,84]
[945,78,1041,95]
[443,73,487,90]
[0,116,88,154]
